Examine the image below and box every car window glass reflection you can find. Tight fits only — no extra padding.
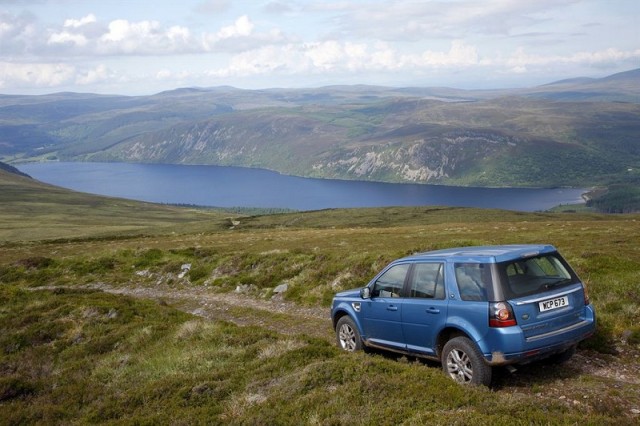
[455,263,489,301]
[409,263,445,299]
[372,264,409,298]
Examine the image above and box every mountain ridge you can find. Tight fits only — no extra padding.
[2,68,639,190]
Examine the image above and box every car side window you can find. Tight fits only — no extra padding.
[409,263,445,299]
[454,263,489,301]
[371,264,410,298]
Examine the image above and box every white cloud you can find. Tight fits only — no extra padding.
[305,40,345,70]
[570,48,640,65]
[0,11,39,54]
[0,0,637,93]
[167,25,191,43]
[419,40,483,67]
[75,64,110,85]
[210,40,486,79]
[101,19,141,43]
[12,13,286,57]
[85,19,198,55]
[0,61,125,92]
[506,46,640,69]
[216,15,253,39]
[210,44,300,78]
[155,68,193,81]
[48,30,88,47]
[0,61,75,89]
[203,15,287,53]
[63,14,96,29]
[100,19,159,45]
[47,13,103,49]
[156,69,173,80]
[369,42,398,69]
[329,0,584,40]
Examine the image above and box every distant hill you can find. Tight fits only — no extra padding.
[1,68,639,190]
[522,68,640,102]
[0,160,30,178]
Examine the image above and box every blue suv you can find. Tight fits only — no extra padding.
[331,245,596,386]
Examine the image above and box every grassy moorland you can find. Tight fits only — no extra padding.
[1,172,639,424]
[0,169,232,242]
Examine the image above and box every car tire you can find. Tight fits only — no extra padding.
[335,316,362,352]
[442,336,492,386]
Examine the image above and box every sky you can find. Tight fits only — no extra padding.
[1,0,639,95]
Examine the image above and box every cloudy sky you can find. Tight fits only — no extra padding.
[1,0,638,95]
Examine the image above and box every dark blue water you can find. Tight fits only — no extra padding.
[18,162,585,212]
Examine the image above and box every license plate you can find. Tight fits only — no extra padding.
[539,296,569,312]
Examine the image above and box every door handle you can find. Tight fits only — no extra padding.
[426,307,440,314]
[387,305,398,311]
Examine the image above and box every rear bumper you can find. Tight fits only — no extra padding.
[480,305,596,366]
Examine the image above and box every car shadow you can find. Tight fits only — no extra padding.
[490,359,582,390]
[362,346,584,389]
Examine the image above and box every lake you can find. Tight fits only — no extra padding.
[18,162,586,212]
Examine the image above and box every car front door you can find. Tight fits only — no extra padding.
[361,263,410,350]
[401,262,448,355]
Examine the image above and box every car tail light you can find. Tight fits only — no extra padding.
[489,302,517,327]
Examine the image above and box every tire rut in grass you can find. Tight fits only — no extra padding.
[84,283,334,342]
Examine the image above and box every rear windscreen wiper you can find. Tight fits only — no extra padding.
[545,278,572,289]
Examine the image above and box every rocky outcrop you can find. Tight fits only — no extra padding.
[312,130,522,183]
[82,93,635,188]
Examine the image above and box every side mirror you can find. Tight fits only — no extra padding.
[360,287,371,299]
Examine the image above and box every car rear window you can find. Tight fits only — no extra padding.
[498,253,578,298]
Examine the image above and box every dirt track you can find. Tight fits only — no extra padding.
[84,282,333,341]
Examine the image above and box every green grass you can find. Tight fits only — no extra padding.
[0,286,628,424]
[3,206,640,349]
[1,170,640,423]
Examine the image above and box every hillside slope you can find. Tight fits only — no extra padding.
[85,97,640,187]
[1,69,639,189]
[0,166,227,241]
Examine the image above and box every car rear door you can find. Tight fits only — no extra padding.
[401,262,448,355]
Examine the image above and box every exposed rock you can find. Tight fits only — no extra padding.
[178,263,192,279]
[136,269,151,277]
[235,284,257,294]
[273,283,288,294]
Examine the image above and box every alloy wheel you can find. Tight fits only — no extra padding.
[338,323,357,351]
[446,348,474,383]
